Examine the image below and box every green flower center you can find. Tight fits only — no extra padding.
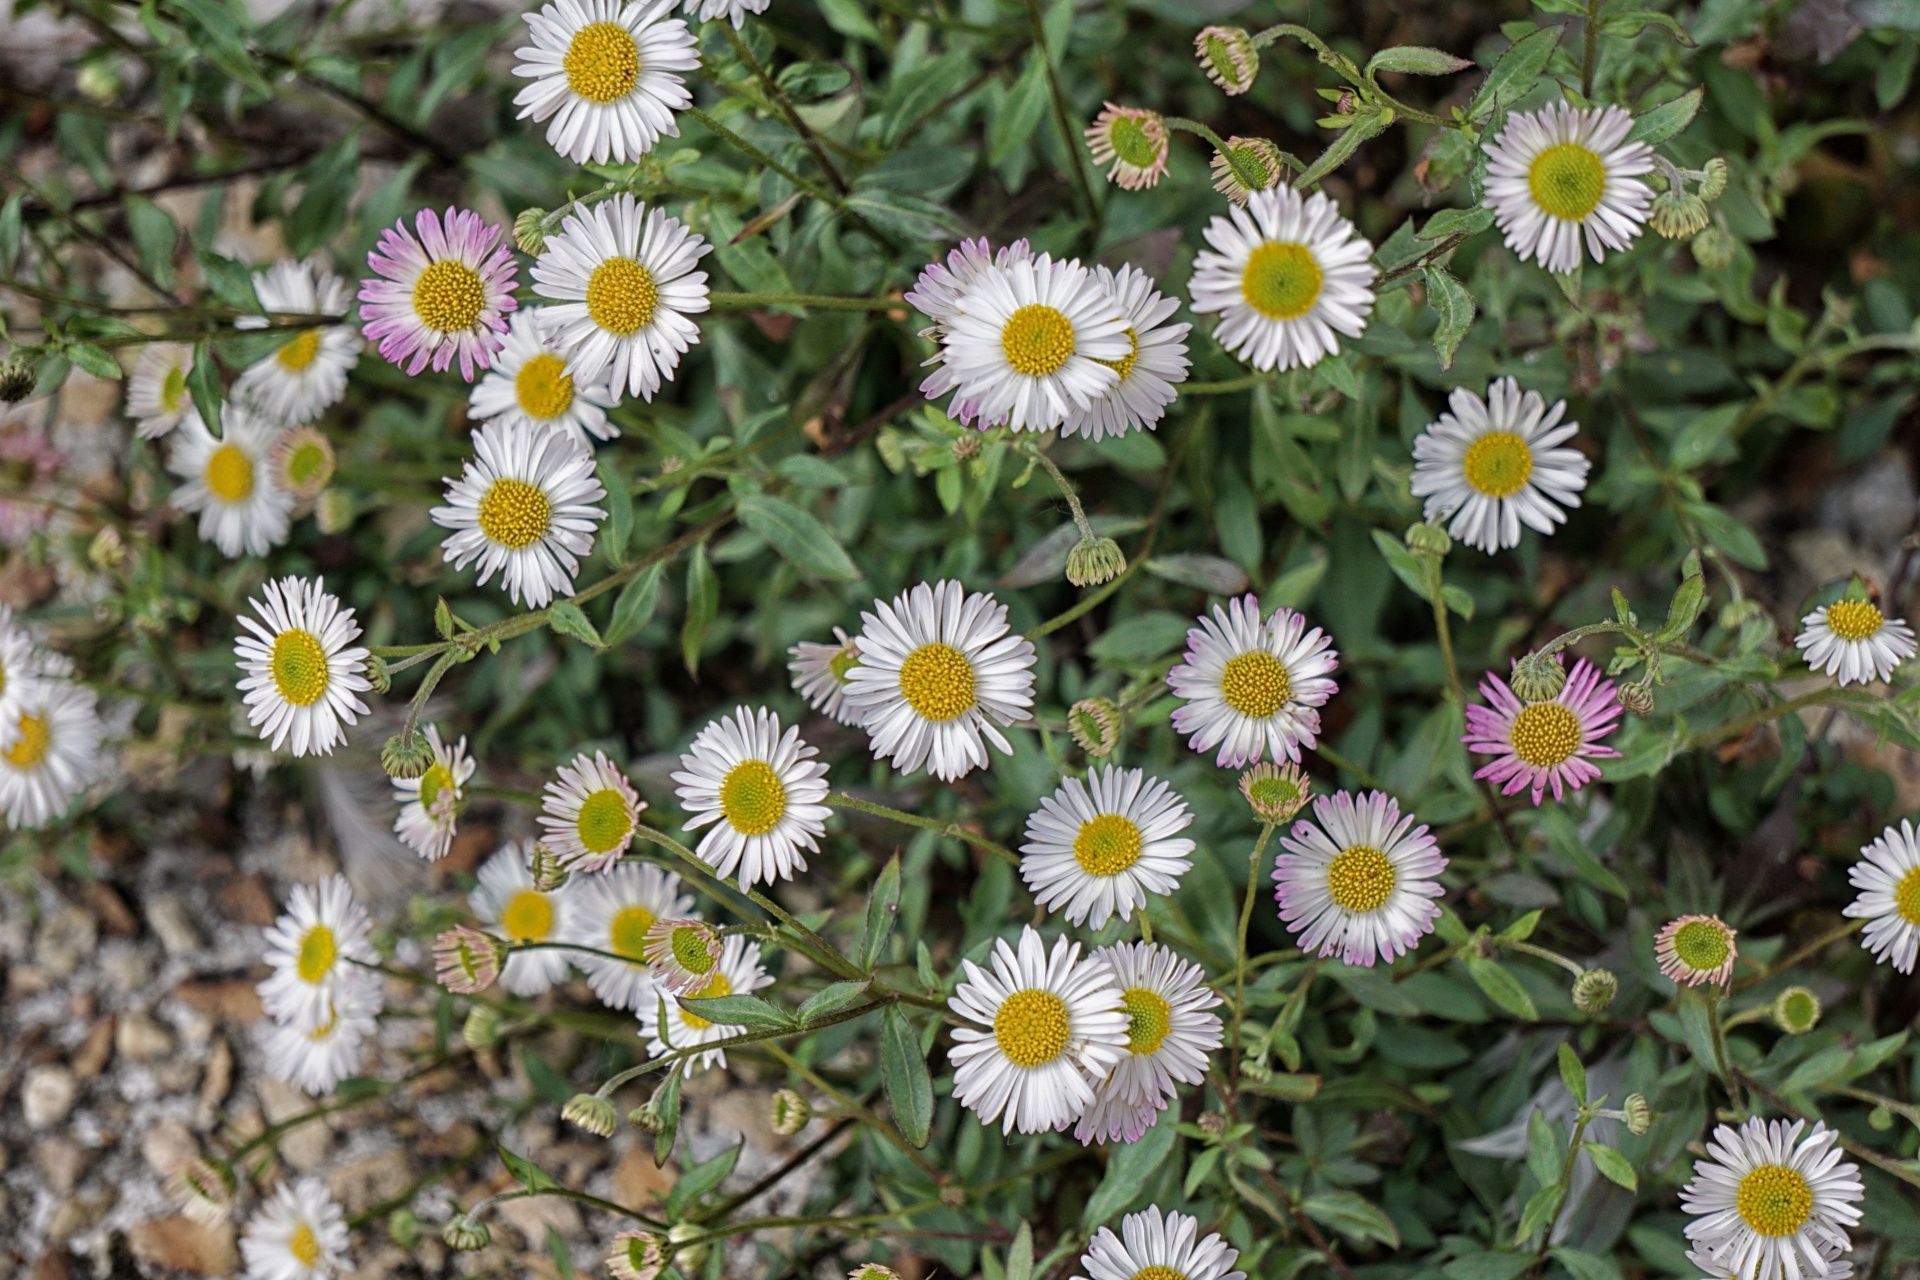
[1527,142,1607,222]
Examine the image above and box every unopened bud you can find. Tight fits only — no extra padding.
[1405,521,1453,559]
[1195,25,1259,95]
[1691,225,1737,270]
[1240,761,1311,824]
[314,487,355,534]
[381,730,433,779]
[513,207,549,256]
[849,1266,903,1280]
[88,526,127,570]
[171,1155,236,1226]
[363,654,392,695]
[939,1184,968,1208]
[1209,136,1285,205]
[627,1102,665,1133]
[0,357,34,403]
[1508,652,1568,703]
[434,925,505,994]
[609,1230,668,1280]
[1870,1105,1895,1131]
[668,1223,709,1272]
[770,1088,812,1136]
[531,842,571,893]
[1572,967,1618,1014]
[76,60,122,103]
[1622,1093,1652,1136]
[443,1215,491,1251]
[950,433,982,462]
[1650,188,1710,240]
[562,1092,618,1138]
[462,1005,503,1051]
[1616,683,1656,716]
[1770,985,1822,1035]
[1196,1110,1228,1135]
[1697,157,1729,202]
[1066,536,1126,587]
[1069,697,1123,758]
[387,1208,421,1249]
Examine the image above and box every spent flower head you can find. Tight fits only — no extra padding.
[1655,914,1738,987]
[1772,985,1822,1034]
[1195,26,1259,94]
[1239,761,1311,823]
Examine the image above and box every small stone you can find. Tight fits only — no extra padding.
[8,964,52,997]
[78,881,138,936]
[127,1217,239,1276]
[216,875,276,927]
[196,1037,233,1126]
[46,1196,98,1243]
[328,1148,415,1215]
[142,1119,199,1179]
[612,1144,676,1212]
[22,1065,78,1128]
[29,1251,73,1280]
[171,978,266,1024]
[71,1018,115,1081]
[146,895,203,957]
[33,906,96,978]
[35,1137,92,1195]
[495,1192,582,1247]
[99,944,148,994]
[258,1077,330,1170]
[116,1010,176,1062]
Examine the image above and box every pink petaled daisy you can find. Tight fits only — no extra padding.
[1274,790,1448,967]
[358,207,519,381]
[433,924,505,994]
[1656,914,1737,988]
[1084,104,1169,191]
[0,410,65,546]
[1462,656,1621,804]
[1166,594,1339,769]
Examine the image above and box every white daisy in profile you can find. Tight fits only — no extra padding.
[126,342,196,440]
[0,605,67,753]
[788,627,865,727]
[261,982,380,1095]
[233,576,372,759]
[234,260,362,425]
[640,917,721,994]
[1188,184,1376,373]
[681,0,768,28]
[639,934,773,1073]
[471,841,576,996]
[167,406,294,558]
[431,419,607,608]
[512,0,698,166]
[0,680,105,830]
[468,309,620,449]
[240,1177,351,1280]
[531,194,711,401]
[946,926,1129,1135]
[936,254,1130,432]
[259,875,381,1033]
[1845,820,1920,974]
[1409,377,1590,554]
[1681,1117,1862,1280]
[1077,1207,1245,1280]
[1074,942,1222,1145]
[1168,594,1339,768]
[269,427,336,501]
[1062,264,1191,441]
[390,725,474,861]
[673,707,831,890]
[1483,101,1654,274]
[1274,790,1448,967]
[539,750,646,874]
[1796,597,1917,687]
[843,579,1037,782]
[561,861,694,1010]
[1020,767,1194,928]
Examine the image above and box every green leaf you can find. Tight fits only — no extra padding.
[1470,27,1559,117]
[197,252,263,312]
[1006,1221,1034,1280]
[677,992,793,1030]
[1599,9,1696,46]
[597,459,633,567]
[795,980,870,1024]
[498,1143,564,1193]
[843,191,970,244]
[1083,1106,1179,1226]
[1659,568,1707,642]
[1549,1247,1622,1280]
[546,1227,580,1280]
[1424,263,1477,371]
[1627,86,1705,144]
[1514,1183,1564,1245]
[861,854,903,971]
[881,1005,933,1147]
[681,542,718,677]
[1240,1072,1323,1100]
[285,131,360,257]
[1445,1253,1533,1280]
[65,343,121,380]
[1583,1142,1638,1191]
[1295,111,1388,188]
[1558,1043,1587,1103]
[1300,1190,1400,1248]
[0,191,23,275]
[1368,45,1474,76]
[123,195,178,289]
[547,601,606,650]
[1142,554,1251,595]
[990,55,1051,166]
[665,1141,741,1219]
[604,562,665,647]
[652,1067,683,1164]
[1417,205,1497,240]
[735,491,860,580]
[1087,611,1191,664]
[1497,909,1543,943]
[1463,956,1539,1020]
[186,343,223,431]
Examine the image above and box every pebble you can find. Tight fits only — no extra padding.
[32,906,96,979]
[70,1018,115,1081]
[328,1147,415,1215]
[127,1217,238,1276]
[34,1137,92,1196]
[115,1010,175,1062]
[145,894,202,957]
[22,1065,78,1128]
[141,1118,198,1179]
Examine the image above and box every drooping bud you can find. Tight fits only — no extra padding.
[770,1088,812,1136]
[1690,225,1737,270]
[1622,1093,1653,1136]
[443,1215,491,1251]
[1770,985,1822,1035]
[462,1005,503,1051]
[434,925,505,994]
[668,1223,710,1272]
[950,433,982,462]
[1209,136,1286,205]
[1196,1110,1228,1136]
[1405,521,1453,559]
[1616,683,1656,716]
[1068,697,1123,758]
[313,487,355,534]
[0,356,36,404]
[88,526,127,570]
[513,207,549,256]
[1571,967,1619,1014]
[1697,157,1729,202]
[1650,187,1710,240]
[171,1155,237,1226]
[1240,761,1311,824]
[627,1102,666,1133]
[1066,536,1127,587]
[562,1092,618,1138]
[1194,25,1259,95]
[1084,104,1170,191]
[381,730,433,779]
[363,654,392,696]
[531,842,571,893]
[1508,652,1568,703]
[608,1230,668,1280]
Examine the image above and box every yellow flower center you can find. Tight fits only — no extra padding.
[897,642,976,722]
[417,763,455,813]
[476,477,553,550]
[501,889,553,942]
[999,304,1076,378]
[1073,813,1144,877]
[679,971,733,1030]
[3,713,50,770]
[1133,1268,1187,1280]
[993,987,1071,1069]
[574,787,634,854]
[1509,701,1582,768]
[1094,328,1139,383]
[1672,918,1732,973]
[1462,432,1535,499]
[204,443,255,503]
[1825,599,1884,643]
[1219,650,1291,719]
[289,1222,321,1268]
[1735,1164,1813,1237]
[160,364,188,412]
[276,330,323,372]
[269,628,330,707]
[564,21,641,104]
[670,925,718,974]
[720,758,787,836]
[283,439,331,491]
[1326,844,1396,913]
[1241,241,1323,320]
[412,258,487,334]
[586,257,660,336]
[307,1004,340,1041]
[296,924,337,984]
[1897,867,1920,926]
[1528,142,1608,222]
[1107,115,1162,168]
[1121,986,1172,1055]
[514,353,575,420]
[609,905,656,959]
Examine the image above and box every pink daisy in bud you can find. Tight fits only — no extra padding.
[433,924,506,994]
[358,207,519,381]
[1462,656,1621,804]
[1085,104,1169,191]
[1655,914,1738,988]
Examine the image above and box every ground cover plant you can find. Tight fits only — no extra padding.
[5,0,1920,1276]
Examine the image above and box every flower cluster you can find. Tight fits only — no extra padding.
[0,607,101,831]
[257,876,386,1095]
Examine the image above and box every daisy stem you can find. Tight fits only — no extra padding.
[593,995,904,1095]
[720,23,850,196]
[1686,687,1842,751]
[1580,0,1601,100]
[1420,555,1466,707]
[1729,916,1865,991]
[1503,939,1587,979]
[684,105,829,203]
[708,292,902,312]
[762,1041,946,1180]
[825,791,1020,868]
[1532,1110,1592,1255]
[1705,988,1748,1113]
[1229,822,1278,1090]
[1162,117,1269,200]
[1028,446,1096,544]
[1024,0,1103,234]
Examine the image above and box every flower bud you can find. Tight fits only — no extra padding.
[1084,104,1170,191]
[609,1230,668,1280]
[1572,967,1618,1014]
[668,1222,709,1272]
[381,730,433,780]
[1240,761,1311,824]
[0,356,35,404]
[1068,697,1123,758]
[443,1214,491,1251]
[1066,536,1127,587]
[171,1155,236,1226]
[1770,985,1822,1035]
[76,60,122,103]
[1691,225,1737,270]
[313,487,355,534]
[1196,1110,1228,1136]
[513,207,549,256]
[950,433,982,462]
[1622,1093,1652,1136]
[562,1092,618,1138]
[1209,136,1285,205]
[462,1005,503,1051]
[271,426,335,500]
[1870,1105,1895,1131]
[1650,187,1710,240]
[770,1088,812,1136]
[1697,157,1729,202]
[434,925,505,994]
[939,1184,968,1208]
[1195,25,1259,95]
[387,1208,421,1249]
[531,842,571,893]
[1508,652,1568,703]
[1405,521,1453,559]
[1616,683,1656,716]
[363,654,392,696]
[88,526,127,570]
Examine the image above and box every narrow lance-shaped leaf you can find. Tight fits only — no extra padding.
[881,1004,933,1147]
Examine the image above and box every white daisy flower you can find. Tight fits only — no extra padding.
[1689,1243,1853,1280]
[431,419,608,608]
[1274,790,1448,967]
[261,981,381,1095]
[513,0,698,167]
[640,917,722,994]
[1074,942,1222,1145]
[233,260,362,425]
[638,934,772,1073]
[468,309,620,450]
[680,0,767,28]
[258,875,381,1033]
[946,926,1130,1135]
[1681,1117,1863,1280]
[1188,184,1376,373]
[904,236,1034,420]
[234,576,373,759]
[1844,819,1920,974]
[1483,101,1654,274]
[167,406,294,558]
[1061,265,1191,441]
[843,580,1037,782]
[1796,598,1917,687]
[561,861,694,1011]
[935,254,1130,432]
[0,680,105,829]
[390,725,474,861]
[0,604,68,753]
[1020,766,1194,928]
[1077,1207,1245,1280]
[126,342,196,440]
[240,1177,351,1280]
[531,193,711,401]
[1167,594,1339,768]
[471,841,576,996]
[788,627,866,727]
[1408,377,1590,554]
[673,706,832,890]
[539,750,646,874]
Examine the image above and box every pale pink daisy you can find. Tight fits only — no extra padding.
[358,207,519,381]
[1655,914,1737,988]
[1166,594,1338,768]
[1084,104,1169,191]
[1274,790,1447,967]
[1462,656,1620,804]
